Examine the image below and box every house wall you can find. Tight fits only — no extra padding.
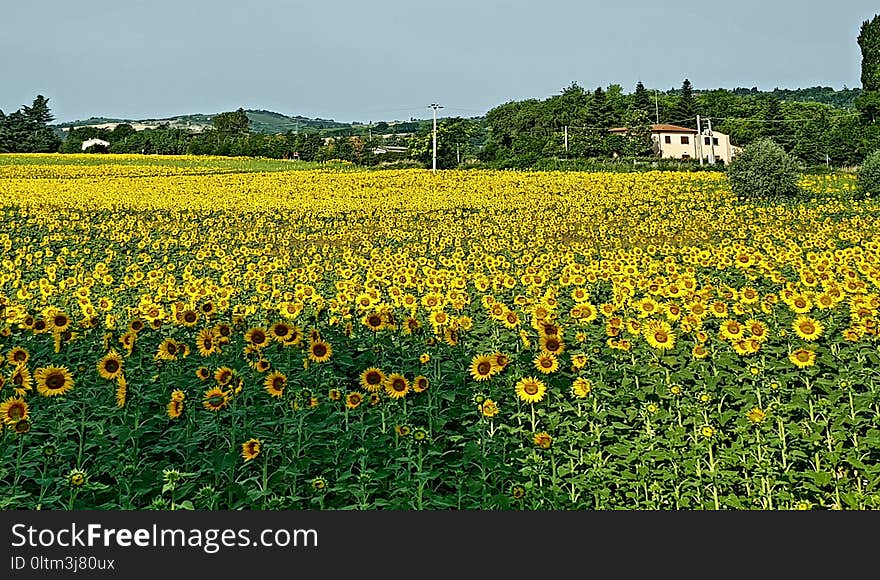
[653,132,698,160]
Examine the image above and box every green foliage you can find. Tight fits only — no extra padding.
[675,79,698,128]
[728,138,802,201]
[858,14,880,92]
[856,149,880,199]
[212,108,251,136]
[0,95,61,153]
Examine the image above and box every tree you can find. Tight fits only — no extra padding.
[728,138,802,201]
[0,95,61,152]
[857,149,880,199]
[858,14,880,123]
[633,81,651,115]
[675,79,698,128]
[212,108,250,136]
[590,87,613,128]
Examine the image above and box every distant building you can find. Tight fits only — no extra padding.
[608,123,739,165]
[81,138,110,153]
[372,145,409,155]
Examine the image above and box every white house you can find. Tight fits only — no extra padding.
[609,123,739,165]
[81,138,110,152]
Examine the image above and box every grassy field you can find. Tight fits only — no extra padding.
[0,154,878,510]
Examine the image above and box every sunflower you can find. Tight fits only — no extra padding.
[241,438,262,462]
[328,388,342,401]
[14,419,30,434]
[362,312,385,332]
[196,366,211,381]
[202,387,230,411]
[245,327,270,349]
[35,366,74,397]
[308,340,332,363]
[311,477,327,491]
[533,353,559,374]
[214,366,235,387]
[413,428,428,443]
[6,347,29,366]
[96,350,123,380]
[479,398,499,418]
[411,375,429,393]
[469,354,495,382]
[0,397,29,426]
[10,365,32,395]
[692,345,709,359]
[115,376,127,408]
[384,373,410,399]
[264,371,287,398]
[171,389,185,402]
[129,318,146,333]
[68,468,87,487]
[644,324,676,351]
[156,339,182,361]
[719,319,744,341]
[195,328,219,357]
[539,334,565,355]
[533,432,552,449]
[419,353,430,364]
[571,378,592,399]
[269,322,293,343]
[179,310,199,327]
[793,316,824,342]
[515,377,547,404]
[746,407,767,424]
[33,319,48,333]
[490,352,511,372]
[511,485,526,500]
[359,367,386,392]
[200,301,217,318]
[701,425,715,438]
[789,349,816,368]
[48,311,71,333]
[395,424,412,437]
[345,392,363,409]
[369,393,381,406]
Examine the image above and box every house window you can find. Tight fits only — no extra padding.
[704,137,711,145]
[713,137,719,146]
[664,135,671,144]
[680,136,689,145]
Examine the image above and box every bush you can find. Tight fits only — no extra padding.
[856,149,880,199]
[728,138,802,201]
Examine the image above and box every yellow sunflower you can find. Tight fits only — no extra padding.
[789,349,816,368]
[35,366,75,397]
[264,371,287,398]
[241,438,262,462]
[10,365,32,395]
[533,353,559,374]
[195,328,219,357]
[202,387,230,411]
[0,397,29,426]
[245,327,270,349]
[411,375,429,393]
[6,347,29,366]
[345,392,364,409]
[96,350,123,380]
[308,340,332,363]
[571,378,592,399]
[515,376,547,404]
[793,316,824,342]
[479,398,499,418]
[156,339,182,361]
[359,368,386,392]
[469,354,495,382]
[384,373,410,399]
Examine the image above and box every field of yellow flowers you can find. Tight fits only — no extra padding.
[1,153,878,510]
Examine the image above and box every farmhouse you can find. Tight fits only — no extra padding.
[609,123,739,165]
[81,138,110,153]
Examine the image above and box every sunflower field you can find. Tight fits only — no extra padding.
[1,153,879,510]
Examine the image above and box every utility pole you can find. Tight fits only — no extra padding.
[706,116,716,165]
[430,103,443,172]
[654,90,660,125]
[564,125,569,155]
[697,115,703,165]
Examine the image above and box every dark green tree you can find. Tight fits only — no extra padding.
[212,108,251,136]
[633,81,651,115]
[858,15,880,122]
[675,79,698,128]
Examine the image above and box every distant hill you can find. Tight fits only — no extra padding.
[52,109,426,136]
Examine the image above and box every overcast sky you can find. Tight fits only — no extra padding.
[1,0,877,123]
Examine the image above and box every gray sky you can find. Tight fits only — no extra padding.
[1,0,877,123]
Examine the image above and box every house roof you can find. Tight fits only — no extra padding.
[608,124,697,134]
